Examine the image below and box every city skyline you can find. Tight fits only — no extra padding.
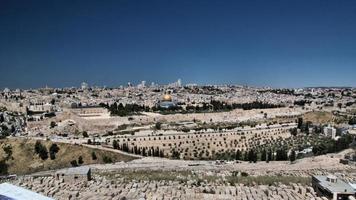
[1,0,356,89]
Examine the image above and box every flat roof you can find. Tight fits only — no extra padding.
[56,166,90,175]
[0,183,53,200]
[313,175,356,194]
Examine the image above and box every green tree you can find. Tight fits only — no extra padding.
[267,149,273,162]
[49,144,60,160]
[78,156,84,164]
[50,121,57,128]
[2,145,12,161]
[70,160,78,167]
[155,122,162,130]
[103,156,113,163]
[82,131,89,138]
[91,152,97,160]
[113,140,118,149]
[289,149,296,162]
[235,149,241,160]
[297,118,303,129]
[0,159,8,175]
[34,141,48,160]
[261,149,267,161]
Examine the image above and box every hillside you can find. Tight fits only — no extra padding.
[0,138,136,175]
[302,111,334,124]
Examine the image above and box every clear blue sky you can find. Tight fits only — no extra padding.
[1,0,356,89]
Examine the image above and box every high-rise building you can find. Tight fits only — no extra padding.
[81,82,88,90]
[177,79,182,87]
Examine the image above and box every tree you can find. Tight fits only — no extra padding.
[171,150,180,159]
[113,140,118,149]
[2,145,12,161]
[50,121,56,128]
[82,131,89,138]
[297,118,303,129]
[349,117,356,125]
[261,149,267,161]
[337,103,342,109]
[267,149,272,163]
[276,148,288,161]
[0,114,4,123]
[91,152,97,160]
[70,160,78,167]
[159,150,164,157]
[103,156,113,163]
[34,141,48,160]
[78,156,84,164]
[289,149,296,162]
[155,122,162,130]
[248,149,256,163]
[235,149,241,160]
[49,144,60,160]
[290,128,298,137]
[0,159,8,175]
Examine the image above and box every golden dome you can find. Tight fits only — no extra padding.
[162,94,172,101]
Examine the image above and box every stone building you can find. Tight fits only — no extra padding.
[312,175,356,200]
[55,166,91,182]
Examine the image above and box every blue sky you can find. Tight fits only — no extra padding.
[0,0,356,89]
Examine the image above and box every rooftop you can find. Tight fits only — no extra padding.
[313,175,356,194]
[0,183,53,200]
[56,166,91,176]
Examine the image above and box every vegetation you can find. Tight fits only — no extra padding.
[82,131,89,138]
[91,152,97,160]
[70,160,78,167]
[101,102,149,116]
[78,156,84,164]
[0,138,136,175]
[34,141,49,160]
[101,170,311,186]
[312,134,354,156]
[226,175,311,186]
[0,159,8,175]
[154,122,162,130]
[103,155,113,163]
[102,100,284,116]
[50,121,57,128]
[49,143,60,160]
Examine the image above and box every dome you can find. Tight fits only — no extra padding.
[162,94,172,102]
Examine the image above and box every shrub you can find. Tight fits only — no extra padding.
[0,159,8,175]
[155,122,162,130]
[49,144,60,160]
[103,156,113,163]
[91,152,97,160]
[50,121,57,128]
[70,160,78,167]
[82,131,89,138]
[34,141,48,160]
[78,156,84,164]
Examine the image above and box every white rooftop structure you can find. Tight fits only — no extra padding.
[0,183,54,200]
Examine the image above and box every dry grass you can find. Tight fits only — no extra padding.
[303,111,333,124]
[0,138,136,175]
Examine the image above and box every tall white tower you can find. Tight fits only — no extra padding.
[81,82,88,90]
[177,79,182,87]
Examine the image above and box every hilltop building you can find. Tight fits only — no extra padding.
[158,93,176,109]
